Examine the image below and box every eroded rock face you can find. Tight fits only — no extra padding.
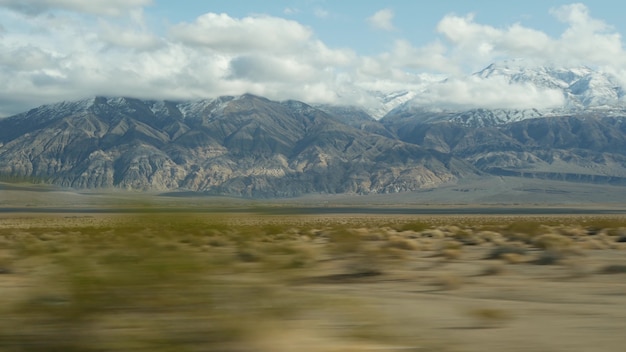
[383,113,626,185]
[0,95,475,197]
[8,92,625,198]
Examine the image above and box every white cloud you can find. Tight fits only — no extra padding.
[550,3,607,32]
[1,3,626,116]
[169,13,313,54]
[414,76,565,110]
[436,4,626,70]
[551,4,624,67]
[0,9,361,115]
[437,13,549,67]
[99,23,162,51]
[0,0,152,16]
[387,39,457,74]
[367,8,395,31]
[0,45,58,71]
[228,55,317,83]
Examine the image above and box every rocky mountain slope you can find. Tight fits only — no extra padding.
[367,62,626,188]
[0,95,476,197]
[3,61,626,198]
[382,113,626,186]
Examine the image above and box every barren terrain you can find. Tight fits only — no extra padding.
[1,209,626,351]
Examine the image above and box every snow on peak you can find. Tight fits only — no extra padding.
[8,97,96,123]
[473,61,624,110]
[364,90,418,119]
[177,96,234,119]
[382,61,626,126]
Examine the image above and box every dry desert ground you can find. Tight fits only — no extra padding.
[1,211,626,351]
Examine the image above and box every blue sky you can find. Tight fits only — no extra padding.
[148,0,623,54]
[0,0,625,116]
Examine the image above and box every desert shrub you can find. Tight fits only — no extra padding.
[236,246,263,262]
[395,221,430,233]
[257,242,317,269]
[556,226,587,238]
[349,227,378,241]
[434,274,463,290]
[325,227,387,275]
[384,237,420,251]
[0,217,326,352]
[417,238,435,251]
[533,233,573,250]
[420,229,446,239]
[441,225,461,233]
[500,252,526,264]
[467,308,512,328]
[580,233,619,250]
[328,227,363,255]
[0,255,12,274]
[533,250,566,265]
[581,238,609,250]
[439,248,462,260]
[0,238,11,250]
[485,245,527,260]
[284,248,316,269]
[0,232,217,350]
[178,235,205,247]
[480,263,506,275]
[207,236,229,247]
[434,240,463,260]
[504,231,533,243]
[453,229,481,245]
[440,240,463,250]
[259,223,290,237]
[599,264,626,274]
[584,218,626,235]
[476,230,503,243]
[362,231,387,241]
[505,221,544,235]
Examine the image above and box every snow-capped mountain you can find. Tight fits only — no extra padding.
[364,90,418,119]
[4,92,626,197]
[384,61,626,126]
[0,94,475,196]
[475,60,626,111]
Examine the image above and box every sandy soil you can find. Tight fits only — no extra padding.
[1,213,625,351]
[298,246,626,352]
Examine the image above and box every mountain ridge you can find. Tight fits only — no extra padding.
[3,61,626,198]
[372,61,626,126]
[0,94,476,197]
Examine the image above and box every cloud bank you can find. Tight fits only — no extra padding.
[367,9,395,31]
[415,76,565,110]
[0,0,151,16]
[0,2,625,116]
[436,4,626,70]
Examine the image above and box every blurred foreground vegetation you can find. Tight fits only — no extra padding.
[1,212,626,351]
[0,213,431,351]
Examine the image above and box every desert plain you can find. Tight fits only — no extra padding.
[1,196,626,352]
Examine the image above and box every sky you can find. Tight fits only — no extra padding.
[0,0,625,116]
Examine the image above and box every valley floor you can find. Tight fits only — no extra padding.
[1,211,626,351]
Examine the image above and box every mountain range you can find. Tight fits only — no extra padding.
[2,62,626,198]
